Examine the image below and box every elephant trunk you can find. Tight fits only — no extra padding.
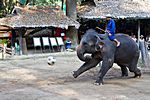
[77,45,86,62]
[77,45,92,62]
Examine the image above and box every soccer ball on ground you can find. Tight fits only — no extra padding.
[47,56,56,65]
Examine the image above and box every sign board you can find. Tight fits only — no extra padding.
[50,38,57,46]
[42,37,50,46]
[33,37,41,47]
[56,37,64,46]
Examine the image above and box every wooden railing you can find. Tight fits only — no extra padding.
[0,45,15,59]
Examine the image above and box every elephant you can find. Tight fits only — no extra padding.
[73,29,141,85]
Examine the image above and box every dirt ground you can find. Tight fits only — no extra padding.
[0,52,150,100]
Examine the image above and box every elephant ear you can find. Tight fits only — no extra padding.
[95,35,104,51]
[98,41,104,48]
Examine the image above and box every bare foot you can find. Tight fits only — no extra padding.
[117,42,120,47]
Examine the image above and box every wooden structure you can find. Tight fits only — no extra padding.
[78,0,150,18]
[0,6,80,29]
[0,6,80,55]
[0,26,14,59]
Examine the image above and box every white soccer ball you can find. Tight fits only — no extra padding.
[47,56,56,65]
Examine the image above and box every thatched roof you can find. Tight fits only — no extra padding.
[78,0,150,19]
[0,25,12,31]
[28,28,52,37]
[0,6,80,29]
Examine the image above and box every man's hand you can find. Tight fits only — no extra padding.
[108,33,112,36]
[105,30,111,36]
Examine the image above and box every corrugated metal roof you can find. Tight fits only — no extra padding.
[78,0,150,19]
[0,6,80,29]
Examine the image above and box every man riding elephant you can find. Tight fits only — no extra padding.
[73,29,141,85]
[97,14,120,47]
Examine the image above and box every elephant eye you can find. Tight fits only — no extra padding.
[83,42,87,45]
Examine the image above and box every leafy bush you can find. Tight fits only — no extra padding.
[0,39,9,45]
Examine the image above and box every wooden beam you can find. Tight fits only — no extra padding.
[19,29,23,55]
[0,25,12,31]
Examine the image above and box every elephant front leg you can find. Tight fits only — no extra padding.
[95,58,113,85]
[73,58,100,78]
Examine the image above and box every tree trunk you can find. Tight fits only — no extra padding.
[66,26,78,48]
[66,0,78,48]
[66,0,77,19]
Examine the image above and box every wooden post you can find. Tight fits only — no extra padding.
[19,28,28,55]
[19,29,23,55]
[11,29,16,47]
[22,37,28,55]
[3,44,7,59]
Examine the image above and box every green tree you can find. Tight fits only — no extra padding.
[26,0,61,6]
[0,0,65,17]
[0,0,16,17]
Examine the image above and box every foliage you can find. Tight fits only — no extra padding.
[28,0,61,6]
[0,39,9,44]
[0,0,64,17]
[0,0,80,18]
[0,0,16,18]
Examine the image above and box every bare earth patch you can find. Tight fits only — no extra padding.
[0,52,150,100]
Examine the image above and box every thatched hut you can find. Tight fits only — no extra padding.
[78,0,150,19]
[78,0,150,41]
[0,6,80,29]
[0,6,80,54]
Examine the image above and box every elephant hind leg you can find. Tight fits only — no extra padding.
[128,53,141,78]
[118,64,128,77]
[129,67,141,78]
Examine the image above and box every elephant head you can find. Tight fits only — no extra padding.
[77,29,104,62]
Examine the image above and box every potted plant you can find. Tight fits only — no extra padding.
[0,39,9,47]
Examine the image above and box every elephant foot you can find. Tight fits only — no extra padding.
[133,70,141,78]
[121,74,128,78]
[133,74,141,78]
[94,82,103,86]
[73,71,78,78]
[94,78,104,85]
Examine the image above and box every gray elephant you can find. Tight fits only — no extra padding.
[73,29,141,85]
